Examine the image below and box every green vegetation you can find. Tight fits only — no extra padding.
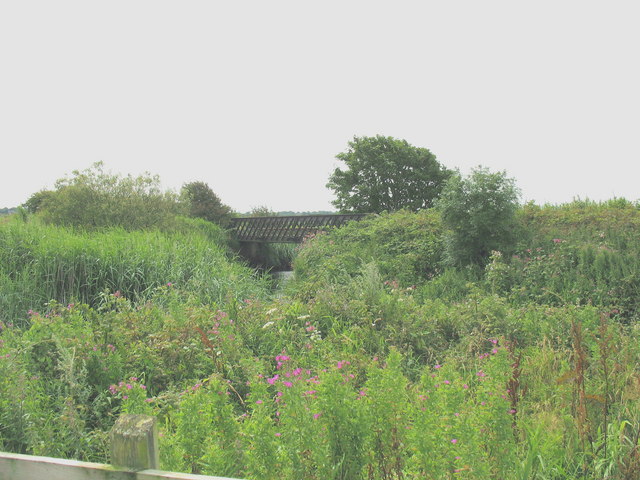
[438,167,521,267]
[181,181,233,226]
[2,164,640,479]
[0,216,268,328]
[327,135,453,213]
[25,162,181,230]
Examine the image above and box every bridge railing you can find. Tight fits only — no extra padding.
[230,213,367,243]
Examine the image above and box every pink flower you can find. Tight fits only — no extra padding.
[274,432,281,437]
[451,439,458,444]
[255,400,263,404]
[434,364,442,369]
[283,381,293,388]
[313,413,321,419]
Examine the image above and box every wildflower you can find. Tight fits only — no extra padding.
[267,375,279,385]
[434,364,442,369]
[463,384,469,389]
[275,432,281,437]
[283,381,293,388]
[313,413,321,420]
[451,439,458,444]
[255,400,263,404]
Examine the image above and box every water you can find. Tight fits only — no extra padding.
[271,270,294,290]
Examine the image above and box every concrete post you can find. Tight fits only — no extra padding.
[110,414,160,471]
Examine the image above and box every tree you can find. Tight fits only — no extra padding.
[33,162,180,230]
[437,167,521,267]
[180,181,233,226]
[326,135,453,213]
[23,189,55,214]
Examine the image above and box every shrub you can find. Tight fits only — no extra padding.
[292,209,443,293]
[30,162,180,230]
[438,167,520,267]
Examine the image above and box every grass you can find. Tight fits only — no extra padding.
[0,216,269,327]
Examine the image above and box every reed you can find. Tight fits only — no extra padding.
[0,217,268,326]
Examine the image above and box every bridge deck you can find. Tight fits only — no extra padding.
[230,214,366,243]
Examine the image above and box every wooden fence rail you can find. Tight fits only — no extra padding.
[0,414,242,480]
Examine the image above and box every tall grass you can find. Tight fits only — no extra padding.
[0,216,268,326]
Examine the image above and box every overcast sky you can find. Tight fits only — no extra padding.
[1,1,638,212]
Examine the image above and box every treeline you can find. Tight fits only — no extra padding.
[0,207,16,215]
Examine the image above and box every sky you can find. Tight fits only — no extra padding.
[1,1,639,212]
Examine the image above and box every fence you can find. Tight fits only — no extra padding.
[0,414,242,480]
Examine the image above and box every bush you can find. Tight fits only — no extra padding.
[29,162,180,230]
[292,210,443,294]
[438,167,520,267]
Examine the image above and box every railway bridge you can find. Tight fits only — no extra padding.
[230,213,367,243]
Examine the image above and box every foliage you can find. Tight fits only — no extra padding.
[0,216,268,327]
[246,206,277,217]
[327,135,453,213]
[22,190,55,214]
[292,209,443,294]
[29,162,180,230]
[180,181,233,226]
[4,182,640,479]
[438,167,521,267]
